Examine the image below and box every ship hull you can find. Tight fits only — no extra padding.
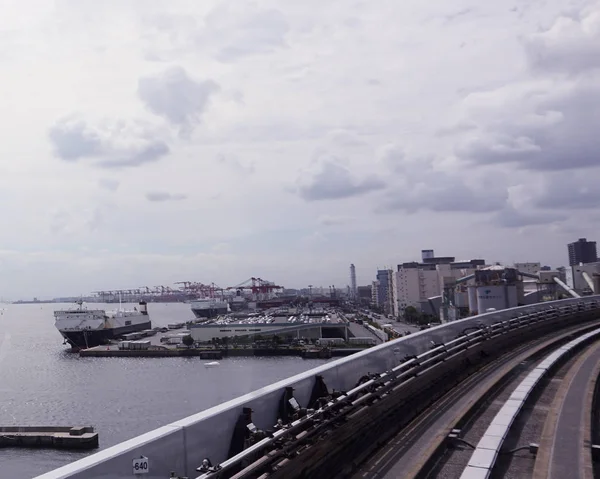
[191,307,228,319]
[60,321,152,349]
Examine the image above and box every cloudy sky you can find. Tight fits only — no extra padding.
[0,0,599,299]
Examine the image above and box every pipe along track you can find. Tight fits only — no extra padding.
[195,306,599,479]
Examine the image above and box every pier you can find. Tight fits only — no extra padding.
[0,426,98,450]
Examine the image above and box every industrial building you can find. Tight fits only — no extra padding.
[568,238,597,266]
[571,262,600,294]
[190,318,349,343]
[420,264,581,322]
[393,251,485,317]
[513,262,541,276]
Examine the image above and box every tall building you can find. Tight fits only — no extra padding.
[568,238,597,266]
[350,264,357,299]
[376,269,394,315]
[371,280,380,307]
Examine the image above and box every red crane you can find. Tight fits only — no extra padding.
[226,277,283,300]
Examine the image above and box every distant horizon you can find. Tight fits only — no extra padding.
[9,258,577,303]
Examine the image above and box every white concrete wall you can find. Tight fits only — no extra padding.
[421,268,440,299]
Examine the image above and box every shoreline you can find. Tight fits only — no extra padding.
[78,347,366,359]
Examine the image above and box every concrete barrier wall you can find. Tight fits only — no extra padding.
[34,296,600,479]
[367,324,388,342]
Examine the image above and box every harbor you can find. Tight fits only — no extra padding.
[51,293,384,358]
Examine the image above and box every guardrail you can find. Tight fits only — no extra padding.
[34,296,600,479]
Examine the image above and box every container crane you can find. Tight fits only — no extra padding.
[227,277,283,301]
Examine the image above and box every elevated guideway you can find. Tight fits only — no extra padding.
[34,296,600,479]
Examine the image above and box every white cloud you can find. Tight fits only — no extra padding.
[98,178,120,192]
[145,191,188,202]
[48,116,170,168]
[0,0,597,299]
[296,157,386,201]
[137,66,219,135]
[522,5,600,74]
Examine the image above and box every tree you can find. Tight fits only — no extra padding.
[182,335,194,348]
[404,306,420,323]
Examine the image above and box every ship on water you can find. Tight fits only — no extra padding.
[190,298,229,319]
[54,300,151,349]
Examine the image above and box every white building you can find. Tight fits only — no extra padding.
[371,280,380,307]
[395,266,439,314]
[394,259,485,317]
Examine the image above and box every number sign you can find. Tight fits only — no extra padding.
[132,456,149,474]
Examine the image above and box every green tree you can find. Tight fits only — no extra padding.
[404,306,420,323]
[182,335,194,348]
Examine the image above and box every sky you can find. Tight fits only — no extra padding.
[0,0,599,299]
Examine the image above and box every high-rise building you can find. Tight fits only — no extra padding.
[376,269,394,315]
[568,238,597,266]
[371,280,380,307]
[350,264,357,299]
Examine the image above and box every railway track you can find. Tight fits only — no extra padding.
[352,319,600,479]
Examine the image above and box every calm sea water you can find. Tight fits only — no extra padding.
[0,302,330,478]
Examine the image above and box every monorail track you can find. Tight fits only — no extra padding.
[354,320,600,479]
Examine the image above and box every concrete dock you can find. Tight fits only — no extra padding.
[80,346,365,358]
[0,426,98,449]
[77,321,373,358]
